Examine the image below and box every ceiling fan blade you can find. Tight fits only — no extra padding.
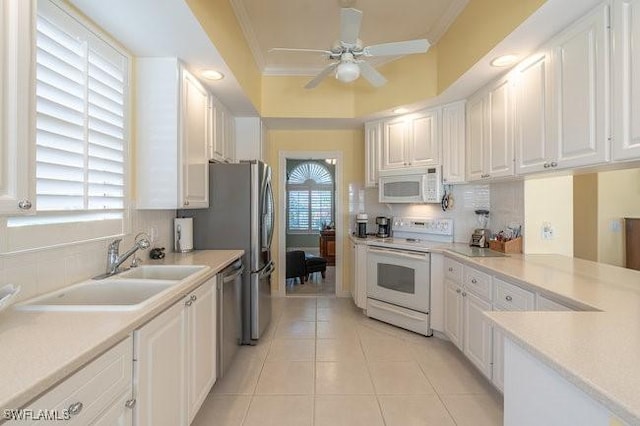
[340,8,363,45]
[358,62,387,88]
[305,63,340,89]
[269,47,333,55]
[364,39,431,57]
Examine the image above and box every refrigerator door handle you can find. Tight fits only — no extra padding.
[258,261,275,279]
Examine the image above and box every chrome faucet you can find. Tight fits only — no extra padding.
[95,233,151,279]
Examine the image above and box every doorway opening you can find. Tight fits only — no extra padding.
[284,158,337,296]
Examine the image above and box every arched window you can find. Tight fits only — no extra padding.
[287,161,334,233]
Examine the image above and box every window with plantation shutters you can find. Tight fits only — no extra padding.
[4,0,130,252]
[35,0,127,212]
[287,162,334,233]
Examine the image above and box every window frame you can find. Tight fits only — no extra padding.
[286,162,335,234]
[1,0,133,254]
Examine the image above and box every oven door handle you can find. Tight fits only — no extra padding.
[368,247,429,261]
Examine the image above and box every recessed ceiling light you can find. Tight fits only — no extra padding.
[201,70,224,81]
[490,54,519,67]
[393,107,409,114]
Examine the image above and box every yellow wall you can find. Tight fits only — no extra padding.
[524,176,574,256]
[261,76,356,119]
[267,129,365,294]
[573,174,598,262]
[185,0,262,111]
[436,0,546,92]
[597,169,640,267]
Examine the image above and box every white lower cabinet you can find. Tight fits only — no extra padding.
[10,337,134,426]
[463,291,493,379]
[443,279,464,350]
[350,241,367,309]
[134,277,217,426]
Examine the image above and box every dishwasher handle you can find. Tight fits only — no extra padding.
[222,264,245,283]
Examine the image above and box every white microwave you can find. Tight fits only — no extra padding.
[378,167,443,204]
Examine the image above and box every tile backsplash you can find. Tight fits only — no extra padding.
[350,180,524,243]
[0,209,175,303]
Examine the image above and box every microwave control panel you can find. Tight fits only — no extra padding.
[424,167,443,203]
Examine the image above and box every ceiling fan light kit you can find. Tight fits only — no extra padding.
[269,7,430,89]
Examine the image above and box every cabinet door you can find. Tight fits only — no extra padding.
[514,52,556,175]
[0,0,35,214]
[134,301,187,426]
[612,0,640,160]
[355,244,368,309]
[466,94,486,181]
[442,101,466,184]
[186,277,217,424]
[463,292,493,379]
[492,324,505,392]
[93,392,133,426]
[444,279,463,350]
[552,4,610,169]
[211,98,226,162]
[364,121,382,187]
[486,78,514,178]
[382,119,408,169]
[224,112,236,163]
[409,109,440,167]
[181,70,209,209]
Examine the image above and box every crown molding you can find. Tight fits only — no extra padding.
[228,0,266,72]
[427,0,470,43]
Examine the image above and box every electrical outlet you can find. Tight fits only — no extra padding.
[542,222,555,240]
[609,219,622,233]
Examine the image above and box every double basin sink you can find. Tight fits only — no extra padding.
[17,265,207,312]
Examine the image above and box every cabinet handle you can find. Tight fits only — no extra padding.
[543,162,550,168]
[456,288,462,294]
[505,295,513,302]
[184,200,190,206]
[185,299,193,307]
[191,295,197,301]
[443,178,448,183]
[18,200,32,210]
[461,291,467,297]
[448,267,454,272]
[67,402,83,416]
[550,161,558,168]
[125,399,137,409]
[471,278,477,284]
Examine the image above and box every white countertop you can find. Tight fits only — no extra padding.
[0,249,243,414]
[352,234,640,424]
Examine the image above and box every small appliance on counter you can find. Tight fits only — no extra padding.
[470,209,490,248]
[356,213,368,238]
[174,217,194,252]
[376,216,391,238]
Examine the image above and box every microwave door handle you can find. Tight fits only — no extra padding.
[369,247,428,261]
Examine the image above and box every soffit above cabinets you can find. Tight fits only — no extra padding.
[230,0,469,75]
[67,0,258,116]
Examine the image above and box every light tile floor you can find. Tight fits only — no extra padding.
[192,297,503,426]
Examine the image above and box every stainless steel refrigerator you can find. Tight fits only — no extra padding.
[179,161,275,343]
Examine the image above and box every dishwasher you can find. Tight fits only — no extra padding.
[217,259,244,378]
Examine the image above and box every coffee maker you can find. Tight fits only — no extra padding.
[376,216,391,238]
[356,213,368,238]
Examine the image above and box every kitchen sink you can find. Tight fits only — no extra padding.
[16,279,179,312]
[117,265,207,281]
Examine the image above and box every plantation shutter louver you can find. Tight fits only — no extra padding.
[286,162,334,233]
[35,6,126,212]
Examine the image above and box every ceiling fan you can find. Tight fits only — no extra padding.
[269,8,431,89]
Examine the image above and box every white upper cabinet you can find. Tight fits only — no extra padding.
[441,101,466,184]
[136,58,210,209]
[514,51,556,175]
[210,96,236,164]
[486,78,515,178]
[551,4,610,169]
[466,78,514,181]
[0,0,35,215]
[612,0,640,160]
[381,108,441,171]
[181,71,210,209]
[364,120,382,187]
[235,117,267,162]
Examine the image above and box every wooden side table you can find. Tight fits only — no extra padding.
[319,229,336,266]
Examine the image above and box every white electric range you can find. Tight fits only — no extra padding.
[365,217,454,336]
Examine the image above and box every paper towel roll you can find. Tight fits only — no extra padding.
[174,217,194,252]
